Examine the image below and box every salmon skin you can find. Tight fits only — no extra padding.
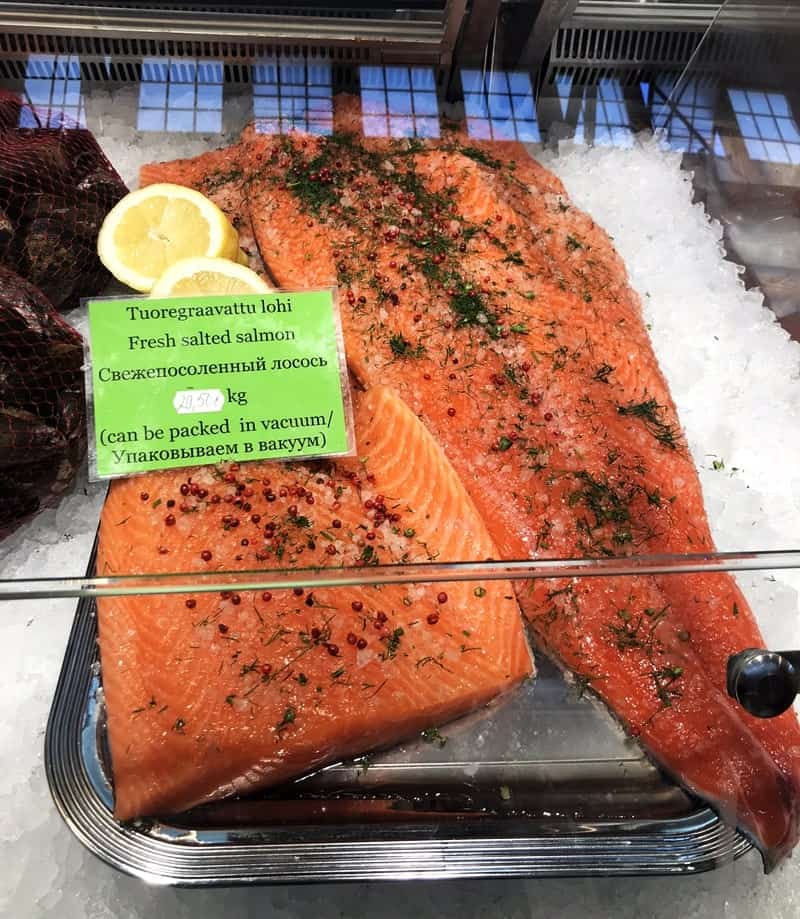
[97,385,532,819]
[136,104,800,865]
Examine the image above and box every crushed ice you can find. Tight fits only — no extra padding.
[0,93,798,913]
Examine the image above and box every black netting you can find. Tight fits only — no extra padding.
[0,91,127,311]
[0,91,128,538]
[0,267,86,537]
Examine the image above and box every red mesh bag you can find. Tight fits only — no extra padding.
[0,267,86,538]
[0,90,127,311]
[0,90,127,537]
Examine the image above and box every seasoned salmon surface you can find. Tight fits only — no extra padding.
[131,102,800,862]
[97,385,532,819]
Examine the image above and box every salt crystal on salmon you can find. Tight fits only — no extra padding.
[136,99,800,864]
[97,385,532,819]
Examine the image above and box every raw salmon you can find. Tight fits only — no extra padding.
[134,106,800,862]
[138,109,800,862]
[406,142,800,806]
[97,385,532,819]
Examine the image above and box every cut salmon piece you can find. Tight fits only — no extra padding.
[213,117,800,863]
[97,385,532,819]
[139,142,267,278]
[444,141,800,806]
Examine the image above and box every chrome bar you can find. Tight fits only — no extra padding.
[567,1,721,30]
[0,2,445,46]
[520,0,581,70]
[1,549,799,600]
[567,0,800,32]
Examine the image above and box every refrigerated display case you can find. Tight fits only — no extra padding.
[0,0,798,888]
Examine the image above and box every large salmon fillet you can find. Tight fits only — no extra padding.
[97,385,532,819]
[139,106,800,865]
[136,110,800,863]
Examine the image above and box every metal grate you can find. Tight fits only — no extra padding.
[0,31,376,84]
[0,31,378,61]
[0,4,794,91]
[0,1,460,84]
[554,27,703,67]
[546,25,792,87]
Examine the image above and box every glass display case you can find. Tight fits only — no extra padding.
[0,0,798,888]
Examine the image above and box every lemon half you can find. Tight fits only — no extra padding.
[149,257,272,298]
[97,183,240,291]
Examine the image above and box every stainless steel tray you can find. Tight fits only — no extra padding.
[45,547,751,885]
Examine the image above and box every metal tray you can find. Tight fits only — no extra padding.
[45,548,751,885]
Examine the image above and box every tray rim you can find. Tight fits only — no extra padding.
[44,546,753,886]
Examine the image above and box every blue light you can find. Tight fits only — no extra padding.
[252,57,334,136]
[358,65,441,138]
[650,76,718,154]
[21,53,85,128]
[461,68,540,143]
[728,88,800,165]
[137,57,223,133]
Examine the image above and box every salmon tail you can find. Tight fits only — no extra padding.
[756,732,800,871]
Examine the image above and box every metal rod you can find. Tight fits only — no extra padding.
[0,3,445,45]
[520,0,582,71]
[565,1,800,32]
[652,0,727,128]
[1,549,799,601]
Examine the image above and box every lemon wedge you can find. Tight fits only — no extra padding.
[97,183,240,291]
[150,257,272,298]
[236,248,250,266]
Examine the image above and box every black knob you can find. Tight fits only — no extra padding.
[727,649,799,719]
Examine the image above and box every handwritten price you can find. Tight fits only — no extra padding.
[172,389,225,415]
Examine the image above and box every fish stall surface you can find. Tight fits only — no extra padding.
[95,96,800,866]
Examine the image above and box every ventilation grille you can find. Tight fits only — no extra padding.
[546,26,792,87]
[0,30,379,84]
[19,1,445,13]
[554,27,703,69]
[0,11,791,90]
[0,1,453,76]
[0,30,377,61]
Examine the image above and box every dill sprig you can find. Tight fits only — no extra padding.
[617,398,680,449]
[592,363,614,383]
[568,471,631,528]
[389,334,425,359]
[457,146,502,169]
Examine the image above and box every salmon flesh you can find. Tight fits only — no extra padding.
[97,385,532,819]
[115,100,800,863]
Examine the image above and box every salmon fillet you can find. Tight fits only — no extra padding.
[97,385,532,819]
[406,143,800,806]
[174,110,799,863]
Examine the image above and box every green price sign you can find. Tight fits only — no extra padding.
[86,289,353,479]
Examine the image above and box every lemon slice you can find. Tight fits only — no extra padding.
[236,248,250,266]
[150,257,272,297]
[97,184,240,292]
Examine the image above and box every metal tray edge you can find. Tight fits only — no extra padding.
[44,547,752,886]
